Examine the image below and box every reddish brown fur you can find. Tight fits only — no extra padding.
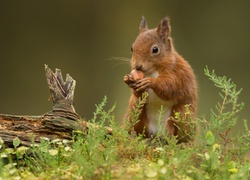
[124,17,198,143]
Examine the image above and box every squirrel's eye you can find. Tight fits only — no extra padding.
[152,46,159,54]
[131,47,133,52]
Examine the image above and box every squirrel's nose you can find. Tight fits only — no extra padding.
[135,64,143,71]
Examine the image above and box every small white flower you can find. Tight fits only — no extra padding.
[155,147,164,152]
[51,139,61,143]
[160,167,167,174]
[62,139,70,144]
[146,170,158,178]
[157,159,164,166]
[49,149,58,156]
[1,153,7,158]
[40,137,50,142]
[65,146,72,151]
[204,152,210,160]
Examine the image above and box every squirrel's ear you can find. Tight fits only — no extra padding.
[157,17,171,41]
[139,16,148,33]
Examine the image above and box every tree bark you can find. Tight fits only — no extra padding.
[0,65,112,148]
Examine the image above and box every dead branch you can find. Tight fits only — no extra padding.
[0,65,112,148]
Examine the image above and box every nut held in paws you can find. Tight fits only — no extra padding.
[130,69,144,81]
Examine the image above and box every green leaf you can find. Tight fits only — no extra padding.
[13,137,21,148]
[206,131,215,145]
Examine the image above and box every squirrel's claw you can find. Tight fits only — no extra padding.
[124,74,133,84]
[124,74,152,93]
[124,74,137,89]
[134,78,152,93]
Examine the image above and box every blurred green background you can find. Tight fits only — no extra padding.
[0,1,249,127]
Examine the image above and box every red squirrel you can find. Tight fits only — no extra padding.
[124,17,198,143]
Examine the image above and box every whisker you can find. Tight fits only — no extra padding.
[106,57,131,68]
[107,56,131,62]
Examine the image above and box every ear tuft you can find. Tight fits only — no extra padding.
[157,17,171,40]
[139,16,148,33]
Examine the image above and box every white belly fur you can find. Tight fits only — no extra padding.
[145,71,174,135]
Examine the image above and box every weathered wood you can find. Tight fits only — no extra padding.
[0,65,112,148]
[45,64,77,114]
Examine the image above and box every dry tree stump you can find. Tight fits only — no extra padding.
[0,65,112,148]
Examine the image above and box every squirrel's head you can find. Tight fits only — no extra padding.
[131,17,174,76]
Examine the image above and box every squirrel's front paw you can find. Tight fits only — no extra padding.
[134,78,152,93]
[124,74,136,88]
[124,74,132,84]
[124,70,145,89]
